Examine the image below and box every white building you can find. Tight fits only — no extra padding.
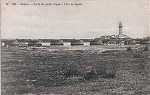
[83,42,90,46]
[41,42,51,46]
[63,42,71,46]
[39,39,51,47]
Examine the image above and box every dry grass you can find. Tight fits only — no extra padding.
[1,46,150,95]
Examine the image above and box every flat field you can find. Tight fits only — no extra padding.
[1,46,150,95]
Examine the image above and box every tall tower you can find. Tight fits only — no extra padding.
[119,22,123,35]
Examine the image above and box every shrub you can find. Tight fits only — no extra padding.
[102,72,116,78]
[126,47,132,51]
[83,66,97,80]
[133,50,143,58]
[60,63,82,78]
[143,46,149,51]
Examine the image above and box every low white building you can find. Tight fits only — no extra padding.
[1,42,5,46]
[41,42,51,47]
[18,42,28,47]
[40,39,51,47]
[63,42,71,46]
[83,42,90,46]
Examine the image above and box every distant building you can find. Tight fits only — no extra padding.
[95,22,131,45]
[50,40,64,45]
[140,37,150,45]
[81,39,91,46]
[2,22,148,47]
[70,39,84,46]
[1,42,5,46]
[1,39,18,47]
[39,39,51,47]
[90,38,103,45]
[117,22,129,39]
[28,40,42,47]
[62,39,72,46]
[63,42,71,46]
[16,39,28,47]
[83,42,90,46]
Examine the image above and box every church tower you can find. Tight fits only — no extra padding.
[117,22,129,38]
[119,22,123,35]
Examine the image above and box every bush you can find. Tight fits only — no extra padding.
[102,72,116,78]
[58,62,117,81]
[126,47,132,51]
[143,46,149,51]
[83,66,97,80]
[60,63,82,78]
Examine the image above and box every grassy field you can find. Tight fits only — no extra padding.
[1,46,150,95]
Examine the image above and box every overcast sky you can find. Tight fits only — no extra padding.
[1,0,149,39]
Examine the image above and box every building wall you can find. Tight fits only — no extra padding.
[41,43,51,46]
[63,42,71,46]
[71,42,84,46]
[2,40,19,47]
[18,42,28,47]
[83,42,90,46]
[90,40,103,45]
[1,42,5,46]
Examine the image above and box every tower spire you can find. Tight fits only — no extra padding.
[119,22,123,35]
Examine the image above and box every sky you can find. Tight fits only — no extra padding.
[1,0,150,39]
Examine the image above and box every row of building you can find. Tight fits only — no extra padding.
[1,37,150,47]
[1,22,150,47]
[1,39,95,47]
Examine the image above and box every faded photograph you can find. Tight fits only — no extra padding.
[1,0,150,95]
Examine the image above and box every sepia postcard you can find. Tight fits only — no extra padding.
[1,0,150,95]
